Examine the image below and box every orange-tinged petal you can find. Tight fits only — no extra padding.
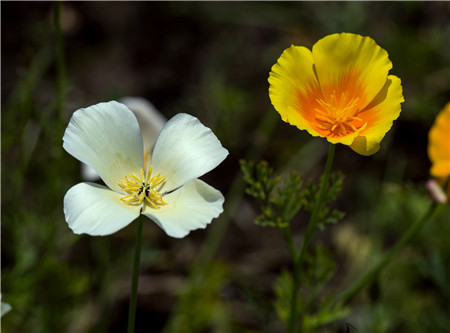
[350,75,404,155]
[268,45,322,137]
[428,102,450,178]
[326,122,368,146]
[312,33,392,112]
[268,33,403,155]
[350,136,381,156]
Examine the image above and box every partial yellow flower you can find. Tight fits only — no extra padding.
[268,33,404,155]
[428,102,450,179]
[428,102,450,198]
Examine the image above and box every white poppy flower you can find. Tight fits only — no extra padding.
[63,101,228,238]
[81,97,167,181]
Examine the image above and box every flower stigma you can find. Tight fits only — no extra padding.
[118,165,167,208]
[314,91,364,137]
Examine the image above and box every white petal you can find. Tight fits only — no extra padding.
[63,101,143,192]
[64,182,140,236]
[119,96,167,153]
[1,302,12,317]
[81,162,100,181]
[151,113,228,191]
[142,179,224,238]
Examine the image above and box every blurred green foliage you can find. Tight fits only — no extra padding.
[2,2,449,332]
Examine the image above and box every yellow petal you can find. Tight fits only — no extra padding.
[268,34,403,155]
[428,102,450,178]
[350,75,404,155]
[350,136,380,156]
[268,45,322,137]
[312,33,393,111]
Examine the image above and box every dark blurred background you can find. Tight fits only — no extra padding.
[2,2,449,332]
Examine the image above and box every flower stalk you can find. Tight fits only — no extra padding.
[286,143,336,333]
[127,216,144,333]
[281,226,300,333]
[298,143,336,265]
[334,199,444,306]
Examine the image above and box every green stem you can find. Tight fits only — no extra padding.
[286,143,336,333]
[282,226,301,332]
[282,226,299,262]
[127,217,144,333]
[335,200,441,306]
[298,144,336,264]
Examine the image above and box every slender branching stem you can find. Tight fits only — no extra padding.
[282,226,299,262]
[282,226,300,332]
[333,176,449,306]
[298,143,336,264]
[334,200,442,306]
[127,217,144,333]
[286,143,336,333]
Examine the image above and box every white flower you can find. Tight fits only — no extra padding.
[1,293,12,317]
[63,101,228,238]
[81,97,166,180]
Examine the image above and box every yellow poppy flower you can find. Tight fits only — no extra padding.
[428,102,450,194]
[268,33,404,155]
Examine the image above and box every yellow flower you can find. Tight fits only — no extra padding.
[428,102,450,194]
[268,33,404,155]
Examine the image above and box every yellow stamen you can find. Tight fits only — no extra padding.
[118,166,167,208]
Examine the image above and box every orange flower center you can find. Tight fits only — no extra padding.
[314,91,363,137]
